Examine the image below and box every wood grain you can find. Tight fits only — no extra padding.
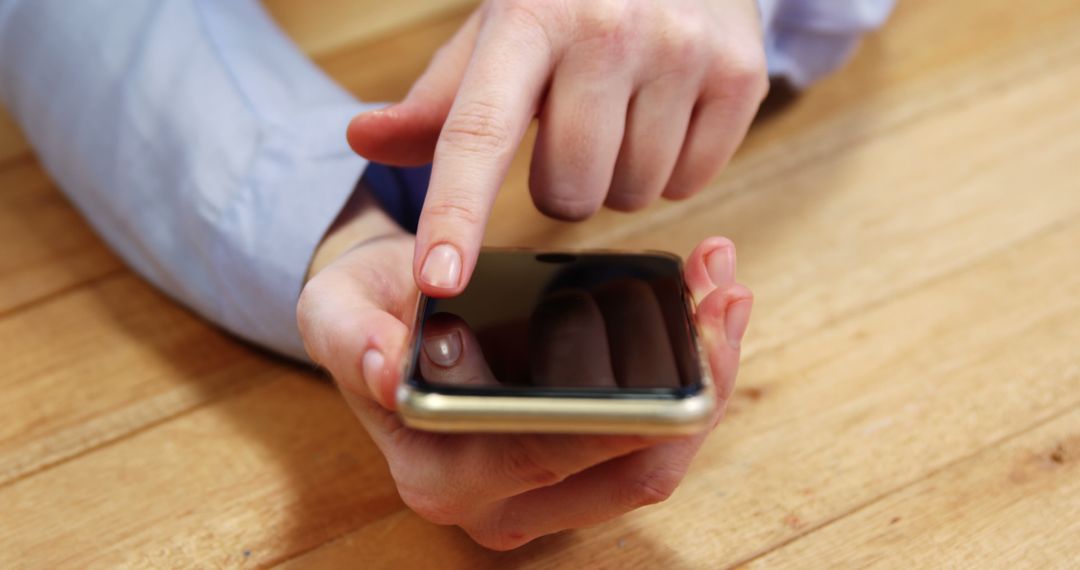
[0,0,1078,568]
[264,0,475,59]
[481,0,1080,358]
[0,162,123,315]
[0,375,397,568]
[0,275,289,485]
[746,409,1080,568]
[278,216,1080,569]
[480,0,1080,253]
[318,6,470,104]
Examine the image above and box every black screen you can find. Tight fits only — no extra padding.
[407,250,704,398]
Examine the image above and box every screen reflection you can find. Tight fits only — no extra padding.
[414,252,704,392]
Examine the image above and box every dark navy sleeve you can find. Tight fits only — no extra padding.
[361,162,432,234]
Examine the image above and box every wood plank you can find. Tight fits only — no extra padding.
[280,200,1080,569]
[0,376,398,568]
[616,28,1080,358]
[738,0,1080,153]
[0,162,123,315]
[674,226,1080,568]
[264,0,476,59]
[0,274,291,485]
[746,409,1080,568]
[318,7,469,104]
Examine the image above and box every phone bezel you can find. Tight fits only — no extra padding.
[395,248,716,435]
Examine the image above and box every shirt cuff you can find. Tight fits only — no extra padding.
[758,0,895,87]
[362,162,432,234]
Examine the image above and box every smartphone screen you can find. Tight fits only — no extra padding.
[406,250,705,399]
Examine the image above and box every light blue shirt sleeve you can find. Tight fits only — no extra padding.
[0,0,373,360]
[759,0,895,87]
[0,0,892,362]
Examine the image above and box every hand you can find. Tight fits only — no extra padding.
[346,0,768,297]
[298,212,753,549]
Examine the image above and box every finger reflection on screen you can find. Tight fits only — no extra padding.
[591,279,680,389]
[528,289,617,388]
[419,313,500,387]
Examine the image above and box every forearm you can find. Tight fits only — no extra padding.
[0,0,373,360]
[307,183,405,281]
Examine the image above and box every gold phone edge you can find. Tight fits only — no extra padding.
[396,247,716,436]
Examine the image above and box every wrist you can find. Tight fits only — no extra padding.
[307,181,405,281]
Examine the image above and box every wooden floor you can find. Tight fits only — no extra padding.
[2,1,1078,567]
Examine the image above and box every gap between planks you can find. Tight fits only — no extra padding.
[0,373,293,492]
[722,398,1080,569]
[0,267,125,321]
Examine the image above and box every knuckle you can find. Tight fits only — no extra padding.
[295,281,320,338]
[534,190,603,221]
[494,0,556,52]
[663,181,704,202]
[585,434,651,457]
[606,190,654,212]
[440,101,515,157]
[295,277,335,364]
[499,0,548,29]
[661,37,702,70]
[578,0,633,55]
[463,507,532,551]
[424,199,484,228]
[582,0,625,33]
[465,525,532,551]
[397,484,463,526]
[653,15,707,67]
[503,440,563,487]
[722,45,769,101]
[484,533,531,551]
[624,467,683,508]
[428,43,457,70]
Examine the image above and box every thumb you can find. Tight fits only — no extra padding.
[297,235,417,410]
[346,10,482,166]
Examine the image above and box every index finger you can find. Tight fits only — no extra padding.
[413,13,554,296]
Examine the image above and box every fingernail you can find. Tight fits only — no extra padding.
[420,243,462,289]
[706,245,736,287]
[357,103,399,120]
[423,330,462,367]
[362,348,386,396]
[724,299,752,349]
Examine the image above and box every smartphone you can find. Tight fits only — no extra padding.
[397,249,716,435]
